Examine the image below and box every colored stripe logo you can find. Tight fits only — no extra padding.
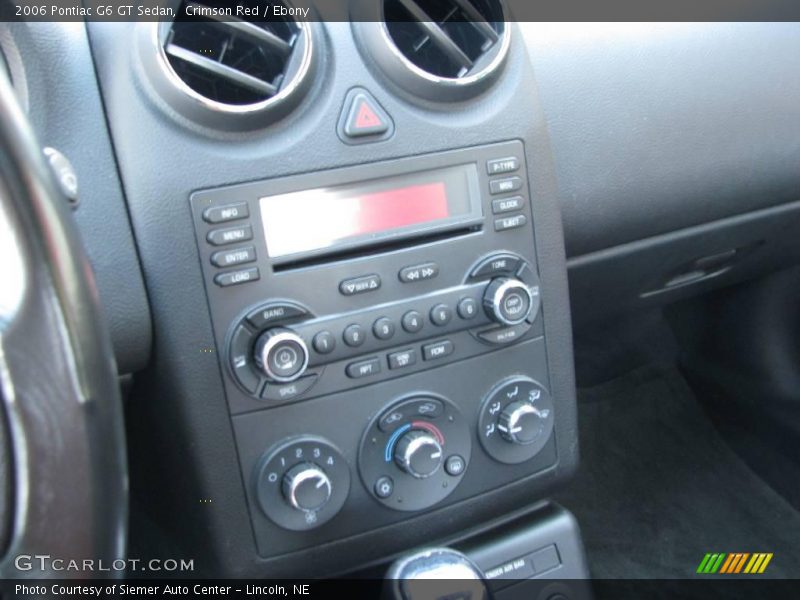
[697,553,773,574]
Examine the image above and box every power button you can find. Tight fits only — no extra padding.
[254,329,309,383]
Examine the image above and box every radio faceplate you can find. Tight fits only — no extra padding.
[191,140,538,415]
[190,140,559,558]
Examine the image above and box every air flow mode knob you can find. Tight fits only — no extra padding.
[498,401,545,445]
[254,328,309,383]
[483,278,534,326]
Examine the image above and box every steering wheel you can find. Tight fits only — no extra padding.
[0,69,127,576]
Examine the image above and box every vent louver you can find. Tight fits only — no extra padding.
[145,1,316,129]
[383,0,506,80]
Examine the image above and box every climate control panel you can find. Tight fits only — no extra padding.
[198,141,569,559]
[358,395,471,512]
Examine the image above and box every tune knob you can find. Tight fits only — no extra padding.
[254,328,309,383]
[394,430,444,479]
[483,278,534,326]
[281,463,332,512]
[498,401,545,445]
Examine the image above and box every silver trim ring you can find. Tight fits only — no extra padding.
[258,330,309,383]
[378,17,510,90]
[142,15,315,129]
[490,279,534,326]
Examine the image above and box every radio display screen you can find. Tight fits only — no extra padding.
[259,164,481,259]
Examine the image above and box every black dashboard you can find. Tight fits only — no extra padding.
[2,10,799,581]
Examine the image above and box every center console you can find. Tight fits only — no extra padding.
[190,140,565,557]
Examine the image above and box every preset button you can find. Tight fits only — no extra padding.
[373,317,396,340]
[401,310,424,333]
[343,324,366,347]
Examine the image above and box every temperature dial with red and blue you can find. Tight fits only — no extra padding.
[359,395,471,512]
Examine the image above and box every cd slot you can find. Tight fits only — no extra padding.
[272,224,483,273]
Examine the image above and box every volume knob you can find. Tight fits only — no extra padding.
[394,430,443,479]
[498,401,544,445]
[282,463,332,512]
[254,328,309,383]
[483,278,534,326]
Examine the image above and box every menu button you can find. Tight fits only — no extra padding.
[207,225,253,246]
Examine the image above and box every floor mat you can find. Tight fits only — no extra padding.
[555,364,800,580]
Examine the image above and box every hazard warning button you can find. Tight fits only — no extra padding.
[339,88,394,142]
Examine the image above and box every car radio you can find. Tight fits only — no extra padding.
[190,140,560,557]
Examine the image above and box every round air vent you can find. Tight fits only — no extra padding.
[140,1,317,130]
[353,0,510,102]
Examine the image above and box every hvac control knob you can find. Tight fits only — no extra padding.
[394,430,444,479]
[483,278,534,326]
[254,328,309,383]
[282,463,332,512]
[498,401,545,445]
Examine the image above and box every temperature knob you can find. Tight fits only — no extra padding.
[254,328,309,383]
[483,278,534,326]
[498,401,545,445]
[282,463,332,512]
[394,430,444,479]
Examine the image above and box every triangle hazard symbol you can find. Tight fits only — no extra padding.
[355,100,383,129]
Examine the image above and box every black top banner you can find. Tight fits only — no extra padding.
[1,0,800,22]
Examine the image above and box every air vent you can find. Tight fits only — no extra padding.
[384,0,505,79]
[352,0,509,101]
[142,1,316,129]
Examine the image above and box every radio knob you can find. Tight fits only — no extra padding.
[483,277,534,326]
[498,401,544,445]
[282,463,332,512]
[254,328,309,383]
[394,430,444,479]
